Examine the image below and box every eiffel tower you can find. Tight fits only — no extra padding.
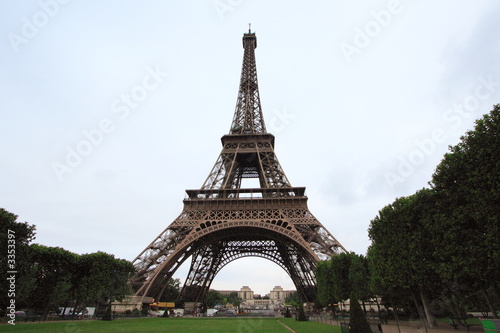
[132,29,346,306]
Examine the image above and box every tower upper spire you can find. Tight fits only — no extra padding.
[229,30,266,134]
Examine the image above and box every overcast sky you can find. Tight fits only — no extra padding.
[1,1,499,296]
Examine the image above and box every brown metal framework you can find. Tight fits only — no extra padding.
[131,30,346,306]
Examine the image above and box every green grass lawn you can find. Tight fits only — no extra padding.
[0,317,341,332]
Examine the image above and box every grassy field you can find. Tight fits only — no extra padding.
[0,317,341,332]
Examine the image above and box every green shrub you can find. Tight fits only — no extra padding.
[348,296,371,333]
[297,304,307,321]
[102,304,112,321]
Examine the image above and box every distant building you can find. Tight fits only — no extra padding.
[215,285,295,309]
[269,286,295,302]
[238,286,254,300]
[111,295,154,313]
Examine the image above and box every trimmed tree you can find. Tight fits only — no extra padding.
[0,209,37,313]
[72,251,135,317]
[349,294,372,333]
[28,244,78,319]
[349,254,372,310]
[429,104,500,318]
[316,260,334,307]
[368,190,440,327]
[331,253,354,303]
[297,303,307,321]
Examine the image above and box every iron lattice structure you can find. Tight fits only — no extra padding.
[131,30,346,305]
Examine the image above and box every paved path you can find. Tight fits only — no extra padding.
[276,319,297,333]
[378,321,483,333]
[308,317,483,332]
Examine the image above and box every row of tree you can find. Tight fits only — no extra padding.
[0,208,135,319]
[317,105,500,328]
[206,290,242,308]
[316,252,373,331]
[205,290,300,309]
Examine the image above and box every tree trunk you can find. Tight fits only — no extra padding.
[412,293,429,333]
[73,300,81,318]
[450,293,462,319]
[102,300,113,321]
[492,283,500,319]
[393,306,402,333]
[62,300,69,317]
[43,302,51,321]
[420,289,437,328]
[94,301,100,320]
[482,289,497,319]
